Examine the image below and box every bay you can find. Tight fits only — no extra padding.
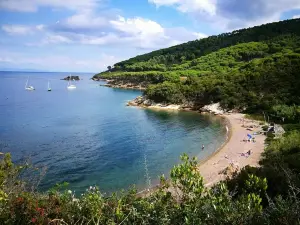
[0,71,227,194]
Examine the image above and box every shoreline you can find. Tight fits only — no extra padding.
[95,78,147,90]
[197,114,232,166]
[130,98,266,194]
[199,113,265,187]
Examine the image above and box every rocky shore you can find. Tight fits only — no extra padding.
[127,96,185,110]
[127,96,226,115]
[96,79,146,90]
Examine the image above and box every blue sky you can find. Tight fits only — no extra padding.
[0,0,300,73]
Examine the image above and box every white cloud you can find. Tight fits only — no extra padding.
[108,16,169,49]
[65,12,107,30]
[293,14,300,19]
[149,0,216,15]
[0,0,99,12]
[50,9,120,35]
[2,24,45,35]
[193,32,208,39]
[2,25,33,35]
[36,24,45,31]
[29,14,206,49]
[43,34,72,44]
[79,33,119,45]
[110,16,165,36]
[149,0,300,30]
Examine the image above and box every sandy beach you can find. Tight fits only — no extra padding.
[199,113,266,186]
[128,99,267,193]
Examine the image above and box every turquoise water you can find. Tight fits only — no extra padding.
[0,71,227,194]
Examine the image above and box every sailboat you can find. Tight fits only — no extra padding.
[25,76,35,91]
[67,75,76,89]
[47,80,52,91]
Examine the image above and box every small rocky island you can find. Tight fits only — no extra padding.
[61,75,80,81]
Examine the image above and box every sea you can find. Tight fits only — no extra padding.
[0,71,227,194]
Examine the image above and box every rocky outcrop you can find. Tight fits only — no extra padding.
[99,80,146,90]
[127,96,182,110]
[127,97,230,113]
[62,75,80,81]
[200,103,226,115]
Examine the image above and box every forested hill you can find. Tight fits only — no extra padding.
[94,18,300,117]
[112,18,300,71]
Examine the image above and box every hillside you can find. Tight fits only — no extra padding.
[94,18,300,115]
[109,18,300,71]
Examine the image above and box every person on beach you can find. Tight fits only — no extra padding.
[202,145,205,151]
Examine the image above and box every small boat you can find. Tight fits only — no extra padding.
[67,76,76,89]
[67,84,76,89]
[47,80,52,91]
[25,76,35,91]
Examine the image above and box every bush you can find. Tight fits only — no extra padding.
[145,82,185,104]
[282,123,300,133]
[2,130,300,224]
[262,125,269,131]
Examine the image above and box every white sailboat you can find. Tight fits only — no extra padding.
[47,80,52,91]
[25,76,35,91]
[67,75,76,89]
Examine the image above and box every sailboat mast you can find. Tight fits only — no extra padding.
[25,76,29,88]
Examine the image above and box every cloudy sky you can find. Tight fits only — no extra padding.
[1,0,300,72]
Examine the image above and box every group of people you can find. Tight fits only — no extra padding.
[241,150,252,158]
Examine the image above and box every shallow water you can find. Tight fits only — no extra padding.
[0,71,227,194]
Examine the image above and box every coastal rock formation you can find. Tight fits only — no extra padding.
[62,75,80,81]
[200,103,225,115]
[127,96,229,114]
[99,80,146,90]
[127,96,182,110]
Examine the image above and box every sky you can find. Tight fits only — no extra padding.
[0,0,300,73]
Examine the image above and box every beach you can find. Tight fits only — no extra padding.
[199,113,266,186]
[129,98,267,194]
[127,98,267,187]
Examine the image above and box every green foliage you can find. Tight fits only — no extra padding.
[259,132,300,198]
[142,52,300,111]
[145,82,185,104]
[93,19,300,114]
[2,142,300,224]
[113,19,300,70]
[271,105,300,123]
[170,153,204,198]
[94,71,180,86]
[282,123,300,133]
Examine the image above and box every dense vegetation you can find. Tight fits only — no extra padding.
[94,18,300,117]
[1,130,300,224]
[113,19,300,70]
[3,18,300,224]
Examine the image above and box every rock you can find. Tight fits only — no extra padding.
[143,99,153,106]
[127,101,138,106]
[62,75,80,81]
[201,103,225,115]
[135,96,144,104]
